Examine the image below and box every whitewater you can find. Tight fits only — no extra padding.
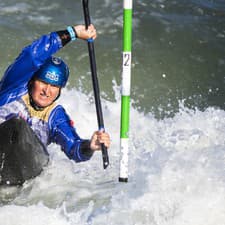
[0,86,225,225]
[0,0,225,223]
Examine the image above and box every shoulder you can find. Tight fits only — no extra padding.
[49,104,67,120]
[48,104,71,128]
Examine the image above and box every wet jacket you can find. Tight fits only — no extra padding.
[0,31,93,162]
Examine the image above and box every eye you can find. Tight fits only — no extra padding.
[51,84,59,88]
[51,84,60,89]
[37,80,48,85]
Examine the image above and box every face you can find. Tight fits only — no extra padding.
[31,79,60,108]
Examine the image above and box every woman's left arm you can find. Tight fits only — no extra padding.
[48,105,94,162]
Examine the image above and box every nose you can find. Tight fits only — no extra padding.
[43,84,51,96]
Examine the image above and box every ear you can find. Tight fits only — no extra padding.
[28,78,35,94]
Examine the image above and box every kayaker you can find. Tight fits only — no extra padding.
[0,24,110,163]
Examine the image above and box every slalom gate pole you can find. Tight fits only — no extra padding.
[82,0,109,169]
[119,0,133,182]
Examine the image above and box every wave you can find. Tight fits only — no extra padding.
[1,88,225,224]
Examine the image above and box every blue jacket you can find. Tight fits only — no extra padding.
[0,32,93,162]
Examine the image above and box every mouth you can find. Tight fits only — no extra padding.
[40,93,49,99]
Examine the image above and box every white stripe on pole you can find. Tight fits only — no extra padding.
[122,52,132,96]
[123,0,132,9]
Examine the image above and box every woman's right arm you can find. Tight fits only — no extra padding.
[0,24,97,93]
[0,32,63,91]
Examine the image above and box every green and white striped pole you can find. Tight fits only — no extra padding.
[119,0,133,183]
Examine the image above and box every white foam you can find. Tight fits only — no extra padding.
[1,88,225,225]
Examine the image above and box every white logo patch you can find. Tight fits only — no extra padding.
[46,71,59,82]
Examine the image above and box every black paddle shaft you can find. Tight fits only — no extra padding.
[82,0,109,169]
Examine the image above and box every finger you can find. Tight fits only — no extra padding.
[89,24,94,30]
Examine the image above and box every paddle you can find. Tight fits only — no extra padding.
[82,0,109,169]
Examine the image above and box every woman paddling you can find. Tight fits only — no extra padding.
[0,24,110,184]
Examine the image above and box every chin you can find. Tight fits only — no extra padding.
[35,100,50,108]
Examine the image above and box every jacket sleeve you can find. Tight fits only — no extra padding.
[0,32,62,93]
[48,105,94,162]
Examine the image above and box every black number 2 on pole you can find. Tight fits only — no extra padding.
[82,0,109,169]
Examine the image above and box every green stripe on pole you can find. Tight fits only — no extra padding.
[120,95,130,138]
[123,9,132,51]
